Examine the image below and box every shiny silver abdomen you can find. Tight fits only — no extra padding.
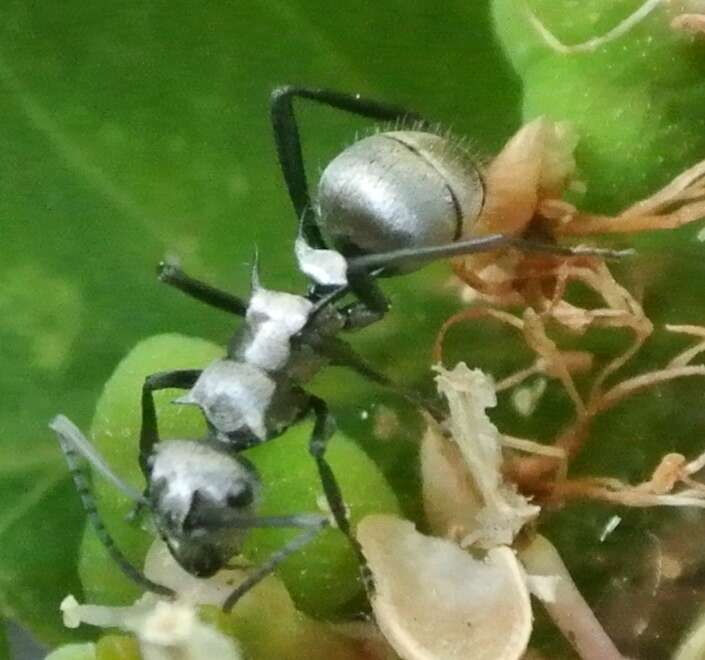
[317,130,484,255]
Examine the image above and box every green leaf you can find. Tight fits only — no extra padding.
[1,0,520,643]
[491,0,705,212]
[0,623,8,660]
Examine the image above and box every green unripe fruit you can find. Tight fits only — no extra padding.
[44,644,97,660]
[79,334,400,617]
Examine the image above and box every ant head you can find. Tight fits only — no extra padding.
[165,537,226,579]
[148,440,260,578]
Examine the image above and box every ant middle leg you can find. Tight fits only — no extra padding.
[270,85,430,248]
[320,337,445,421]
[305,396,374,589]
[306,396,358,539]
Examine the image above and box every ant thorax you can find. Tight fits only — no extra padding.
[148,440,259,577]
[235,286,314,372]
[179,283,330,446]
[230,281,337,382]
[176,278,342,449]
[177,360,278,443]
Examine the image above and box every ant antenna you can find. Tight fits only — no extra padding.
[50,416,174,598]
[250,247,262,292]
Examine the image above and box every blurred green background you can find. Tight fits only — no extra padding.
[4,1,705,658]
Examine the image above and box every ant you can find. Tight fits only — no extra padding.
[52,86,626,611]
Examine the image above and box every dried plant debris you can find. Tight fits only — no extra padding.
[452,116,705,306]
[452,118,583,305]
[431,364,539,549]
[465,319,705,506]
[439,228,705,509]
[357,514,532,660]
[426,115,705,654]
[363,362,627,660]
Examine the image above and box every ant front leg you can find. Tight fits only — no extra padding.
[157,261,248,316]
[222,514,329,612]
[270,85,430,248]
[140,369,202,479]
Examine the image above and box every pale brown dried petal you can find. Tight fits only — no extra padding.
[358,514,532,660]
[420,420,482,539]
[474,118,577,238]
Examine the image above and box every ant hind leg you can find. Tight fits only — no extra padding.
[270,85,429,249]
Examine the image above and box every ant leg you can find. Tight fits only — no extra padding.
[140,369,202,479]
[320,337,445,421]
[222,514,328,612]
[157,261,247,316]
[305,396,372,593]
[339,301,385,332]
[49,416,174,598]
[345,234,633,274]
[305,273,387,327]
[306,396,355,538]
[346,269,390,321]
[270,85,429,248]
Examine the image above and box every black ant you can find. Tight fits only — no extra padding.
[52,86,626,611]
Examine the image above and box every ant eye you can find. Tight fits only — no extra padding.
[227,486,253,508]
